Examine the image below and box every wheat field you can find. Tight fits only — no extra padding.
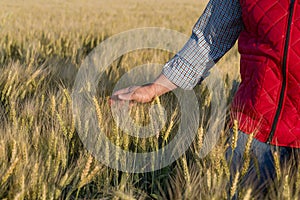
[0,0,299,199]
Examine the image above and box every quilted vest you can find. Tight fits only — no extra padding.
[231,0,300,147]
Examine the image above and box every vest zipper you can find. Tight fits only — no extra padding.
[267,0,295,144]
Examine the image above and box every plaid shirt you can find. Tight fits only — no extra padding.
[162,0,244,90]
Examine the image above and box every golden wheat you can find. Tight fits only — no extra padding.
[230,171,240,199]
[0,0,291,199]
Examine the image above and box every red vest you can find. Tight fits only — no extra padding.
[232,0,300,147]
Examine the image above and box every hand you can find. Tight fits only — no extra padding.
[110,74,177,104]
[110,84,156,103]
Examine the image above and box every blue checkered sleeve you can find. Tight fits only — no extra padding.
[162,0,243,90]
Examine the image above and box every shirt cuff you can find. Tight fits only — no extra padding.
[162,55,202,90]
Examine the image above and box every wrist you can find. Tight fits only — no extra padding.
[147,83,159,98]
[149,82,172,97]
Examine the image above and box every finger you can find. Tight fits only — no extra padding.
[117,92,135,101]
[118,92,153,103]
[112,86,139,96]
[109,95,132,107]
[112,87,131,96]
[110,88,130,105]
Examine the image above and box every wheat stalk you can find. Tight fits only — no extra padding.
[230,171,240,199]
[163,108,177,143]
[241,133,253,177]
[154,96,166,132]
[56,113,68,138]
[242,188,252,200]
[50,95,56,118]
[273,151,281,182]
[79,155,93,188]
[283,174,290,200]
[207,169,211,190]
[31,161,39,199]
[92,96,104,130]
[41,183,47,200]
[1,157,19,185]
[231,120,239,151]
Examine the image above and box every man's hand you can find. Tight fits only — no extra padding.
[111,84,156,103]
[110,74,177,104]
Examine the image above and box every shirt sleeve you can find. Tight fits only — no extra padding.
[162,0,243,90]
